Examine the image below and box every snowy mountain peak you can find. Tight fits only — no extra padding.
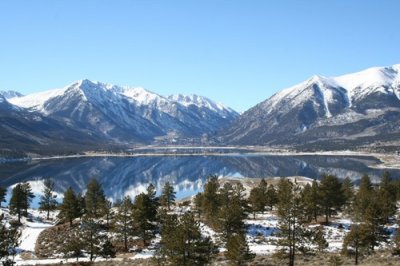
[168,94,233,113]
[0,90,24,99]
[333,64,400,91]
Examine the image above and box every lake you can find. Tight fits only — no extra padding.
[0,154,399,207]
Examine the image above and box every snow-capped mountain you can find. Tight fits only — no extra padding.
[0,94,106,155]
[6,79,239,149]
[223,64,400,150]
[0,90,23,99]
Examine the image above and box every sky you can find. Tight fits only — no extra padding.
[0,1,399,112]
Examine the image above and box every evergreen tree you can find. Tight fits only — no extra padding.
[160,212,216,265]
[100,238,116,259]
[377,172,396,223]
[217,183,248,241]
[276,179,313,266]
[85,178,107,218]
[393,220,400,255]
[353,175,373,221]
[226,232,255,265]
[160,182,176,210]
[301,180,321,222]
[341,177,354,213]
[362,197,389,251]
[81,217,104,262]
[58,187,80,226]
[342,224,370,265]
[76,193,86,219]
[39,179,58,219]
[62,231,84,261]
[193,193,204,218]
[104,199,113,228]
[248,179,268,217]
[249,186,263,219]
[114,196,134,252]
[313,226,328,253]
[319,174,344,224]
[0,214,20,265]
[9,182,34,223]
[0,186,6,208]
[266,184,278,210]
[201,175,220,228]
[133,185,159,246]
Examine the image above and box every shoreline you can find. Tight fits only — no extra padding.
[2,147,399,170]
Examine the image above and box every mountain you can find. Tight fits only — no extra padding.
[222,64,400,151]
[0,95,107,156]
[0,90,23,99]
[5,80,238,153]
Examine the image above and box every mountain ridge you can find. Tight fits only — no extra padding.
[221,64,400,151]
[1,79,239,155]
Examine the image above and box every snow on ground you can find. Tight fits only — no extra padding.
[246,213,280,254]
[2,204,399,264]
[18,212,54,252]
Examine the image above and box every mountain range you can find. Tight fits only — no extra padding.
[1,64,400,155]
[0,80,238,155]
[222,64,400,151]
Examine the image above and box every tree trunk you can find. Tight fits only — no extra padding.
[355,246,358,265]
[325,207,329,224]
[124,233,128,252]
[47,209,50,220]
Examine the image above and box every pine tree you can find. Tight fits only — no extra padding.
[58,187,80,226]
[276,178,312,266]
[81,217,104,262]
[313,226,328,253]
[266,184,278,211]
[194,192,204,218]
[104,199,113,228]
[160,182,176,210]
[342,224,370,265]
[76,193,86,219]
[353,175,373,221]
[100,238,116,259]
[393,220,400,255]
[226,232,255,265]
[160,212,216,265]
[85,178,107,218]
[132,185,159,246]
[249,187,263,219]
[201,175,220,228]
[249,179,268,218]
[377,172,396,223]
[217,183,248,241]
[362,197,388,251]
[0,213,20,265]
[301,180,321,222]
[341,177,354,213]
[0,186,6,208]
[9,182,34,223]
[39,179,58,220]
[319,174,344,224]
[114,196,134,252]
[62,230,84,261]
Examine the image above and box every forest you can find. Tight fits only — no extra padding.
[1,173,400,265]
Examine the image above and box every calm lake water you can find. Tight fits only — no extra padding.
[0,154,399,206]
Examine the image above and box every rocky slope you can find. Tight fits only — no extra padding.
[222,64,400,151]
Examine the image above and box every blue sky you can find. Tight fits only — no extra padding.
[0,1,399,112]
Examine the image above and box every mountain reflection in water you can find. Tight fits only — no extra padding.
[0,155,399,205]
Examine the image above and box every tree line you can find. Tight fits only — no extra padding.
[1,172,400,265]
